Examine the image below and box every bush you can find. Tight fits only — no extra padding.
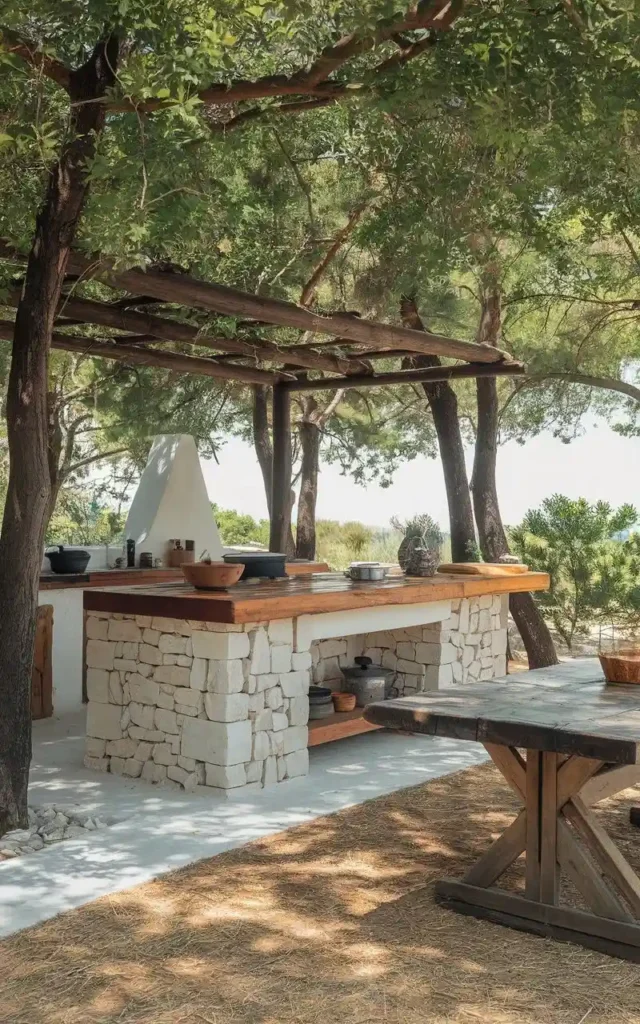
[212,504,269,547]
[511,495,640,650]
[46,489,125,546]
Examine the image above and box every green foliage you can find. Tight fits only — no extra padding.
[212,503,269,547]
[315,519,401,571]
[210,504,403,570]
[3,0,640,543]
[512,495,640,650]
[46,488,125,546]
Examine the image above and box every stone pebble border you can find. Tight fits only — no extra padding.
[0,804,111,861]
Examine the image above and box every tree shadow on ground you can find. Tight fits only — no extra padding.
[3,762,640,1024]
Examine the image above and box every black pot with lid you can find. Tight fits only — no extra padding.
[340,656,397,706]
[223,551,287,579]
[45,544,91,575]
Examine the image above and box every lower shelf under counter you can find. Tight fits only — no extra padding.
[307,707,382,746]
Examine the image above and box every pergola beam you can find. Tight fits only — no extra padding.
[0,322,283,386]
[3,290,370,377]
[59,250,513,365]
[282,360,526,391]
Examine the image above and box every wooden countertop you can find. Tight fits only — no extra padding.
[83,570,549,624]
[40,560,329,591]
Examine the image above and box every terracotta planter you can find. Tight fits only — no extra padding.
[181,561,244,590]
[599,648,640,685]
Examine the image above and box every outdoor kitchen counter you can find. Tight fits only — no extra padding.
[83,570,548,624]
[82,569,549,794]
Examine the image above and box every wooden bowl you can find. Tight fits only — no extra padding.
[181,561,244,590]
[332,691,357,712]
[599,649,640,685]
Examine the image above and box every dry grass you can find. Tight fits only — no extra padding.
[3,762,640,1024]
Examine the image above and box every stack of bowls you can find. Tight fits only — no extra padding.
[309,685,334,719]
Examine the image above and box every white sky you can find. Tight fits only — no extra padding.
[202,417,640,530]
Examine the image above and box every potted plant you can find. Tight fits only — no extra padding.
[392,514,443,577]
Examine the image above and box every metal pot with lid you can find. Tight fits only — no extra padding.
[45,544,91,575]
[340,656,397,706]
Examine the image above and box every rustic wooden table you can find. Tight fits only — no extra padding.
[364,661,640,961]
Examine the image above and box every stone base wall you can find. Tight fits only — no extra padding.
[84,613,310,794]
[84,596,508,794]
[311,596,508,694]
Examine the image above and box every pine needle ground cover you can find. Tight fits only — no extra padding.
[3,762,640,1024]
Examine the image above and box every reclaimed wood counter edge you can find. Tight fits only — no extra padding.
[83,571,549,624]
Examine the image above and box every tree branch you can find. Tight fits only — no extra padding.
[67,446,130,476]
[101,0,462,114]
[272,128,315,231]
[300,201,369,306]
[59,413,92,480]
[317,388,346,427]
[0,26,71,91]
[525,371,640,405]
[213,96,339,133]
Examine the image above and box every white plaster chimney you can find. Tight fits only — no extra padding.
[124,434,222,563]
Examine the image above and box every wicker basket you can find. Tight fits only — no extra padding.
[599,648,640,685]
[331,691,357,712]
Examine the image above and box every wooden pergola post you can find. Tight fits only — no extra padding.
[269,383,292,553]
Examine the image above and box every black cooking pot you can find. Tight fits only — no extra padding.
[46,545,91,575]
[223,551,286,580]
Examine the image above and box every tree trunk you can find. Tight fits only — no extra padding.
[252,385,295,555]
[400,298,477,562]
[0,35,118,834]
[252,384,273,513]
[470,278,558,670]
[296,397,321,559]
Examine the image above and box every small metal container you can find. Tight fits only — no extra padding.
[348,563,385,581]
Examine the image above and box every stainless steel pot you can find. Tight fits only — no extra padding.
[340,656,397,706]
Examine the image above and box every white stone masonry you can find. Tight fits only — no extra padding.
[84,613,309,794]
[84,595,508,794]
[311,595,508,693]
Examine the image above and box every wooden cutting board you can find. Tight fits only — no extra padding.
[437,562,528,576]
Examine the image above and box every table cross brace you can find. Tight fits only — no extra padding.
[435,745,640,961]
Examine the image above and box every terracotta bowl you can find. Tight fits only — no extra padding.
[332,691,357,712]
[181,561,245,590]
[599,649,640,685]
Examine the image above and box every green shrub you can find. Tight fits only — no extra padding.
[511,495,640,650]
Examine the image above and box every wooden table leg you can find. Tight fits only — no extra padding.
[540,752,558,905]
[525,749,541,900]
[435,748,640,961]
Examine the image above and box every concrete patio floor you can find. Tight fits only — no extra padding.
[0,708,489,938]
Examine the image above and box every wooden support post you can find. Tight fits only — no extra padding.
[525,749,541,900]
[269,383,292,553]
[540,752,559,905]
